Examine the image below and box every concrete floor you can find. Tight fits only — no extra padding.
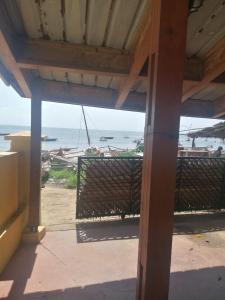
[1,213,225,299]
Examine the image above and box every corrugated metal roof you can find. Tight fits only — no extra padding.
[8,0,149,92]
[14,0,149,49]
[1,0,225,103]
[187,0,225,57]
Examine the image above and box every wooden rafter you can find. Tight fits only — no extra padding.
[182,37,225,102]
[114,6,152,108]
[31,78,145,112]
[15,38,132,78]
[0,31,31,98]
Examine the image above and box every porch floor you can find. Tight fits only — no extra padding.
[1,214,225,299]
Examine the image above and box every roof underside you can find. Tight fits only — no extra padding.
[188,121,225,139]
[0,0,225,117]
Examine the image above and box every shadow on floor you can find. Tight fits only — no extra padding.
[173,212,225,235]
[169,266,225,299]
[76,218,139,243]
[0,244,37,300]
[2,265,225,299]
[76,212,225,243]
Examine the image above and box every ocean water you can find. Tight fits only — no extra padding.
[1,124,225,152]
[0,125,144,152]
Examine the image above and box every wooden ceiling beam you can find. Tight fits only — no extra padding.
[182,37,225,102]
[15,38,132,78]
[30,78,215,118]
[0,31,31,98]
[31,78,146,113]
[14,37,204,81]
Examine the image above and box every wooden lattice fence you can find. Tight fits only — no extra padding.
[76,157,225,219]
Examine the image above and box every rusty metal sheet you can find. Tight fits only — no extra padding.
[16,0,42,38]
[187,0,225,57]
[38,70,53,80]
[125,0,150,50]
[52,71,68,82]
[105,0,141,49]
[68,72,82,84]
[86,0,112,46]
[39,0,64,40]
[109,77,123,90]
[96,75,112,88]
[64,0,86,43]
[82,74,96,86]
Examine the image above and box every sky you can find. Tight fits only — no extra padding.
[0,79,220,132]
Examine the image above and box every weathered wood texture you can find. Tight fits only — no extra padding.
[115,5,152,108]
[31,78,215,117]
[182,37,225,102]
[14,38,204,82]
[28,97,42,228]
[15,38,132,78]
[0,31,31,97]
[137,1,188,299]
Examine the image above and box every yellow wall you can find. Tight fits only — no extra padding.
[0,208,26,274]
[0,153,19,228]
[0,152,27,274]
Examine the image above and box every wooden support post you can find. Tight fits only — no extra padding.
[136,1,188,299]
[28,96,42,230]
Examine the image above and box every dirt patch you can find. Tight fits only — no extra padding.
[41,183,76,230]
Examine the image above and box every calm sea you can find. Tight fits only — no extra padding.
[1,124,225,152]
[0,125,144,151]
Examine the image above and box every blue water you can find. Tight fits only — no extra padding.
[0,125,144,151]
[1,124,225,152]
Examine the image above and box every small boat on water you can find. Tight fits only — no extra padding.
[100,136,114,141]
[42,137,57,142]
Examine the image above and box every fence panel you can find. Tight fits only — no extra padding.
[76,157,225,219]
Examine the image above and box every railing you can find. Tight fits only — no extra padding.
[76,157,225,219]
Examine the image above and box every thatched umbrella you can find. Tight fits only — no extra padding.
[187,122,225,150]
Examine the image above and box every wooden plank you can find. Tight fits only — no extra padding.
[28,96,42,228]
[15,38,132,78]
[136,0,188,299]
[0,31,31,97]
[30,78,216,118]
[182,36,225,102]
[31,78,145,112]
[14,38,203,81]
[114,3,152,108]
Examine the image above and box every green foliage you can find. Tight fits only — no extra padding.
[49,168,77,189]
[136,143,144,153]
[118,149,137,157]
[66,175,77,189]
